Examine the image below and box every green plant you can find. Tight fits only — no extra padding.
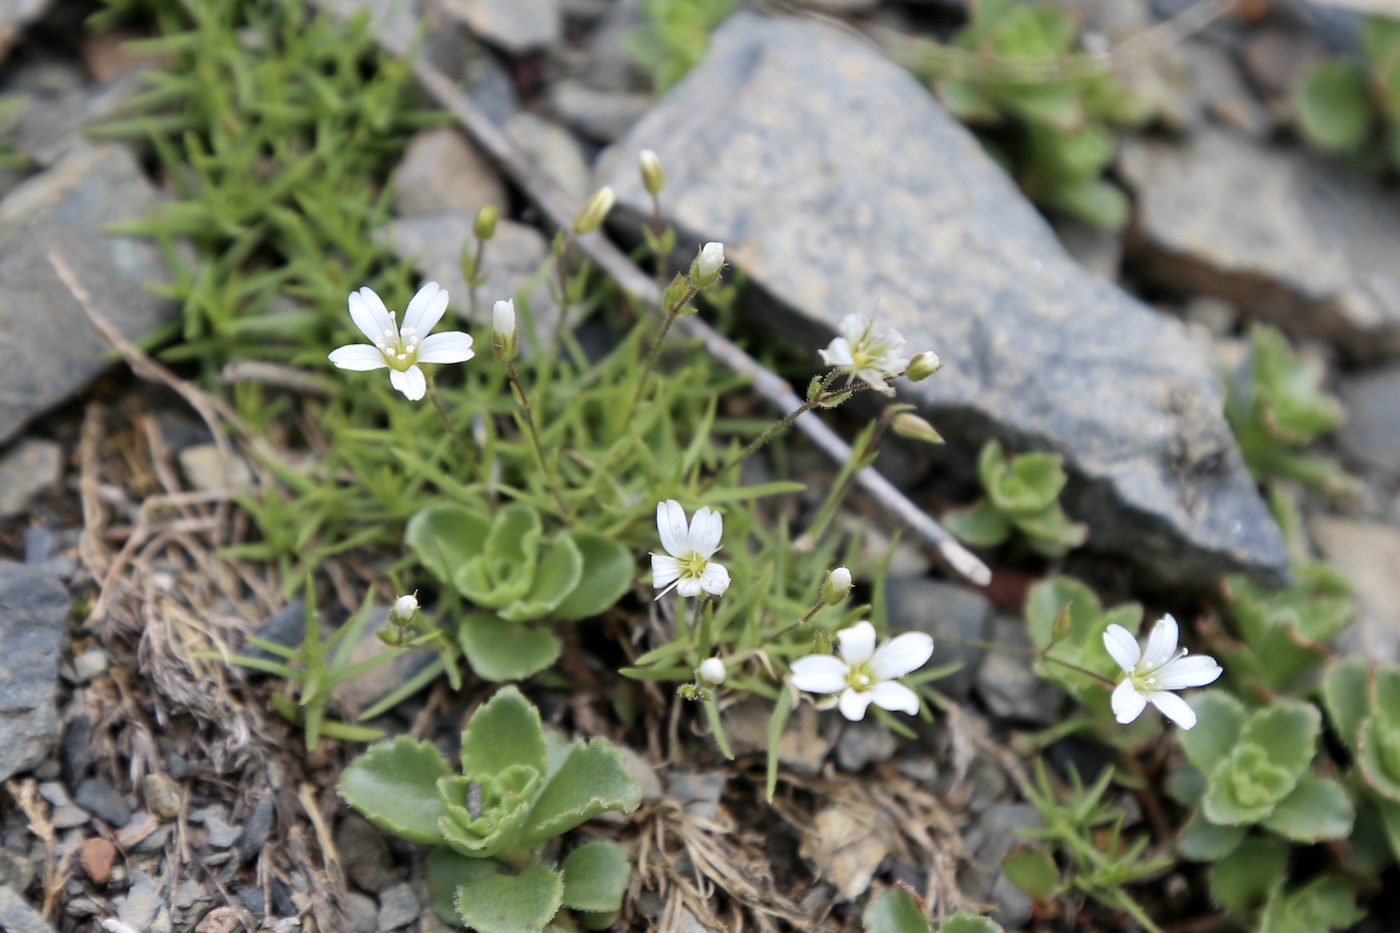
[1224,324,1358,498]
[405,501,633,681]
[627,0,738,93]
[1004,759,1169,931]
[1295,16,1400,169]
[942,440,1087,558]
[900,0,1152,228]
[863,887,1004,933]
[339,687,639,933]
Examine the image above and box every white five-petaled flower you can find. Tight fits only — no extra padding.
[651,500,730,599]
[1104,615,1223,730]
[789,621,934,721]
[328,283,475,401]
[818,313,912,398]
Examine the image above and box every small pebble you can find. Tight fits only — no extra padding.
[72,648,109,683]
[142,773,182,820]
[376,882,419,932]
[80,837,116,884]
[74,779,132,828]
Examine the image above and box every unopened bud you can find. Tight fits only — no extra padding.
[813,629,832,655]
[698,657,726,686]
[906,351,943,382]
[892,412,945,445]
[473,204,498,241]
[390,593,418,625]
[572,186,615,235]
[639,149,664,196]
[689,241,725,288]
[1050,602,1073,644]
[821,567,852,606]
[492,298,518,361]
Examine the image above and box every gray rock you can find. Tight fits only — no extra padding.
[665,770,725,821]
[976,617,1064,725]
[0,849,33,894]
[0,563,68,782]
[71,647,107,684]
[1054,219,1121,282]
[1310,516,1400,663]
[235,793,274,866]
[376,882,419,932]
[598,14,1287,590]
[0,143,178,446]
[1339,364,1400,476]
[504,112,591,203]
[834,721,897,772]
[244,599,307,663]
[547,79,653,144]
[0,440,60,516]
[958,803,1042,929]
[0,0,54,62]
[442,0,560,53]
[0,886,52,933]
[4,65,149,169]
[177,444,253,492]
[189,805,242,848]
[320,0,421,56]
[329,605,439,716]
[392,127,507,220]
[73,778,131,828]
[37,781,87,828]
[336,814,401,893]
[1120,125,1400,362]
[385,214,559,342]
[115,870,163,931]
[885,579,992,700]
[619,745,663,803]
[345,891,379,933]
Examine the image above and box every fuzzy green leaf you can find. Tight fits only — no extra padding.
[937,916,1004,933]
[405,504,491,587]
[461,686,548,780]
[454,504,543,608]
[1013,503,1088,556]
[1322,657,1370,752]
[499,534,583,622]
[1295,62,1372,152]
[986,448,1066,515]
[521,739,641,846]
[426,847,500,922]
[1177,691,1246,774]
[438,767,540,859]
[560,840,631,914]
[1240,701,1320,783]
[459,613,561,684]
[1258,875,1364,933]
[338,736,452,844]
[1359,713,1400,801]
[1260,774,1354,842]
[552,532,635,621]
[455,864,564,933]
[1001,844,1059,900]
[941,498,1012,547]
[1207,835,1288,916]
[1176,811,1245,861]
[1205,743,1297,825]
[862,887,933,933]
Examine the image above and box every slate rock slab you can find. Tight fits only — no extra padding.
[0,561,69,782]
[597,13,1286,589]
[0,0,52,63]
[1119,126,1400,362]
[0,143,178,446]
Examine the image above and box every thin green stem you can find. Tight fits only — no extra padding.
[507,362,573,522]
[426,374,473,462]
[649,193,666,294]
[937,634,1118,688]
[467,237,486,319]
[630,283,701,411]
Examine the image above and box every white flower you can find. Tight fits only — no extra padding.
[1104,615,1223,730]
[650,500,730,599]
[818,313,911,398]
[694,242,725,285]
[698,657,726,686]
[789,621,933,721]
[390,594,418,625]
[492,298,518,361]
[328,283,475,401]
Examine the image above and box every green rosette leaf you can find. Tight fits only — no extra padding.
[462,686,548,779]
[1177,691,1246,774]
[937,916,1004,933]
[426,847,501,923]
[1001,844,1059,900]
[1259,774,1354,842]
[1207,835,1288,916]
[337,736,452,844]
[552,532,635,621]
[1294,61,1372,153]
[521,739,641,847]
[438,766,540,859]
[455,504,543,608]
[862,887,933,933]
[560,840,631,914]
[405,504,491,588]
[455,864,564,933]
[1176,810,1245,861]
[941,498,1012,547]
[500,533,583,622]
[1321,656,1370,752]
[459,613,562,683]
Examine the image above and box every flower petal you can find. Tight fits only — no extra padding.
[651,554,681,590]
[328,344,388,371]
[818,338,853,368]
[789,656,849,694]
[869,632,934,681]
[838,688,874,721]
[656,500,689,558]
[675,577,703,598]
[390,365,426,401]
[836,622,878,664]
[349,287,394,343]
[699,562,730,597]
[1147,691,1197,730]
[417,331,476,364]
[1102,624,1141,674]
[690,506,723,556]
[867,681,920,716]
[1111,678,1147,725]
[1154,655,1223,691]
[401,281,449,335]
[836,313,868,343]
[1141,614,1180,671]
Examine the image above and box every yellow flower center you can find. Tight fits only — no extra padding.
[681,551,708,579]
[373,314,421,372]
[846,663,874,692]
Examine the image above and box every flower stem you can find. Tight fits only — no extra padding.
[936,634,1118,688]
[630,283,700,412]
[467,237,486,320]
[426,375,474,462]
[507,362,573,521]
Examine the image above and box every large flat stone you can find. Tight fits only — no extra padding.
[596,14,1286,589]
[1120,126,1400,361]
[0,143,178,446]
[0,561,69,782]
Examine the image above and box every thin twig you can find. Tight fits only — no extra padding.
[368,36,991,586]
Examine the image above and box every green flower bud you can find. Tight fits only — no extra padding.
[473,204,498,241]
[892,412,944,445]
[639,149,663,196]
[906,351,943,382]
[688,241,725,288]
[821,567,852,606]
[492,298,518,362]
[572,186,616,235]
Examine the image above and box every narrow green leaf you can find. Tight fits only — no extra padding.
[766,688,795,802]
